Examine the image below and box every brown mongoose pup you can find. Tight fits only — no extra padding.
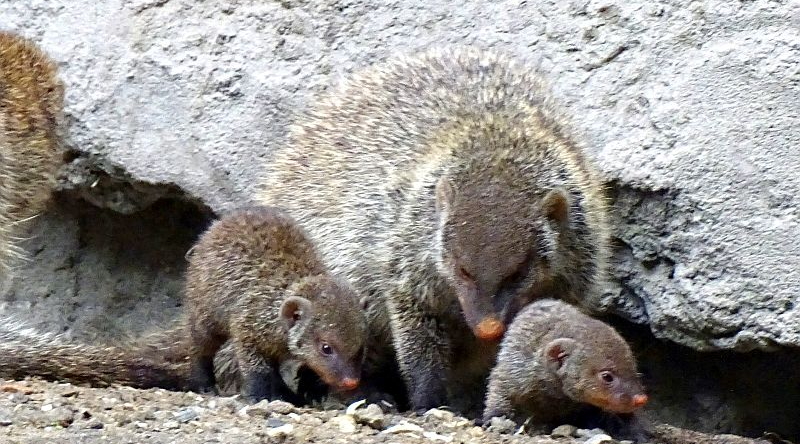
[184,206,368,402]
[0,318,190,390]
[0,31,64,273]
[258,46,610,409]
[482,299,648,429]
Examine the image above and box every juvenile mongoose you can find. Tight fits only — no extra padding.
[482,299,648,428]
[258,46,610,409]
[0,318,190,390]
[184,206,368,402]
[0,31,64,273]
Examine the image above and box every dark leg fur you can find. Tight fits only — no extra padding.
[187,328,225,394]
[233,341,276,402]
[389,297,451,411]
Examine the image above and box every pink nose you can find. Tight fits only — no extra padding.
[339,378,360,391]
[474,317,505,341]
[632,394,648,409]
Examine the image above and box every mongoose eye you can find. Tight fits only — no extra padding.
[320,342,333,355]
[599,371,615,383]
[457,266,474,281]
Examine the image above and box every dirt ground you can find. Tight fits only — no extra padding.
[0,378,773,444]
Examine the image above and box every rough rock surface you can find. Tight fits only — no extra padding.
[2,0,798,351]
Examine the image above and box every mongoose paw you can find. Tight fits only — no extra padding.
[409,386,448,413]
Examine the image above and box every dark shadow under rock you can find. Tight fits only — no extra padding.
[607,317,800,442]
[0,192,214,341]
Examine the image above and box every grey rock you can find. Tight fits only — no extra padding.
[584,434,616,444]
[551,424,578,438]
[173,406,200,423]
[266,418,286,428]
[0,0,797,358]
[244,400,271,418]
[577,428,609,438]
[266,400,295,415]
[266,422,294,438]
[352,403,386,430]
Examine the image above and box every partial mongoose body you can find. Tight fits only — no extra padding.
[184,206,368,402]
[0,319,190,390]
[483,299,647,426]
[259,46,610,409]
[0,31,64,273]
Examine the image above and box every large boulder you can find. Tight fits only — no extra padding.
[1,0,797,351]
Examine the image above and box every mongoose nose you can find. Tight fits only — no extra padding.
[339,378,360,391]
[632,393,648,408]
[475,317,505,341]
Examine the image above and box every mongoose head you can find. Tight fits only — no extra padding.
[543,329,648,414]
[433,164,571,342]
[281,275,367,393]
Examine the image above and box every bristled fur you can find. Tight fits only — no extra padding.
[0,31,64,275]
[258,46,611,410]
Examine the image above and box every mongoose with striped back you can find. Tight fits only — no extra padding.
[0,31,64,274]
[482,299,648,439]
[184,206,368,402]
[258,46,610,410]
[0,207,368,404]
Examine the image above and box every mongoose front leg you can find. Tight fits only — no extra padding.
[482,382,515,424]
[232,340,275,403]
[388,297,451,411]
[186,326,224,394]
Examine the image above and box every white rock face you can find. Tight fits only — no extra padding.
[1,0,798,350]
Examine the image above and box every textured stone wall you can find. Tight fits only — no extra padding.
[1,0,798,351]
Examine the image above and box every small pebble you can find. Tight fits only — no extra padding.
[266,418,286,428]
[584,433,616,444]
[345,399,367,415]
[266,423,294,438]
[352,403,385,429]
[382,422,424,434]
[173,407,200,423]
[329,415,357,433]
[487,416,516,434]
[467,426,485,437]
[552,424,578,438]
[244,400,271,418]
[267,400,295,415]
[47,407,75,428]
[163,420,180,430]
[303,416,323,426]
[423,431,454,442]
[85,421,103,429]
[577,428,608,438]
[424,408,455,421]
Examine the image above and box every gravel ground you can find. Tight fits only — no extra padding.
[0,378,772,444]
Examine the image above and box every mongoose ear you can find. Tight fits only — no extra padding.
[435,176,455,214]
[544,338,577,369]
[542,188,570,225]
[280,296,313,329]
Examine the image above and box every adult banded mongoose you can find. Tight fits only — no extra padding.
[482,299,648,429]
[184,206,368,402]
[259,46,610,410]
[0,31,64,274]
